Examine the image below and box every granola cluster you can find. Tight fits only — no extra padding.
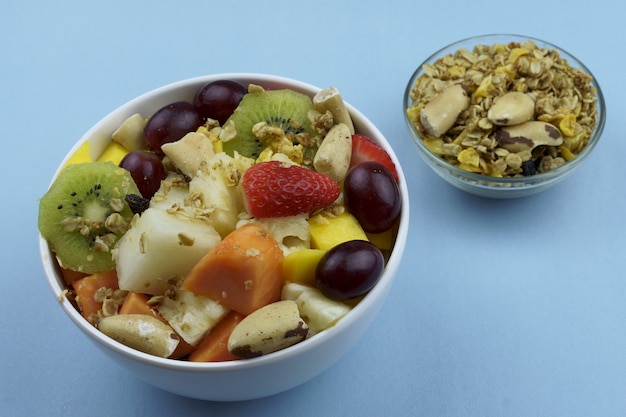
[406,40,599,177]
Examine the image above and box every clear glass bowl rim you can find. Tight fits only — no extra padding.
[403,33,606,188]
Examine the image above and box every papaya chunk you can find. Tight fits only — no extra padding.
[118,292,154,316]
[181,223,284,315]
[60,267,88,286]
[189,311,244,362]
[71,270,119,322]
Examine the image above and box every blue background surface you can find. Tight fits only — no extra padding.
[2,1,625,416]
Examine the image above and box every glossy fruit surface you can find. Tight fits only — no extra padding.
[350,134,399,182]
[143,101,203,153]
[193,80,247,125]
[241,161,340,218]
[315,240,384,300]
[119,150,166,199]
[344,161,401,233]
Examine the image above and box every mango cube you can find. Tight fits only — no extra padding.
[97,141,129,165]
[283,248,326,286]
[308,211,368,250]
[64,141,92,167]
[366,227,396,251]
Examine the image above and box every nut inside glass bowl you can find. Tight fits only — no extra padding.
[403,34,606,198]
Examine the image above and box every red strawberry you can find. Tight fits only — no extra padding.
[241,161,340,218]
[350,134,399,182]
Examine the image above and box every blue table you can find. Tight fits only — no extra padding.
[2,1,625,416]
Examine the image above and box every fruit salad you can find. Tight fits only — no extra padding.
[39,79,402,361]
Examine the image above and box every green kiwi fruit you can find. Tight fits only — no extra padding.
[221,89,318,159]
[38,161,140,274]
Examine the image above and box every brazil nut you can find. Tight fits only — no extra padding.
[494,121,563,152]
[419,83,470,137]
[487,92,535,126]
[97,314,180,358]
[228,300,308,358]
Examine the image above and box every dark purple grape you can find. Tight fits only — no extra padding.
[193,80,246,125]
[343,161,401,233]
[143,101,203,153]
[119,150,166,199]
[316,240,384,300]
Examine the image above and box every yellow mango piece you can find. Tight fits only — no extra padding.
[457,148,480,167]
[560,145,576,161]
[495,64,516,79]
[473,75,495,99]
[213,139,223,153]
[405,106,421,124]
[308,211,368,250]
[565,131,586,153]
[366,227,396,251]
[448,65,466,78]
[64,141,92,167]
[256,147,274,163]
[559,114,577,137]
[195,126,224,154]
[97,141,129,165]
[508,47,530,63]
[283,248,327,286]
[493,43,507,54]
[423,137,444,155]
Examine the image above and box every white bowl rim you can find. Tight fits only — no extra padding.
[403,33,606,187]
[40,72,410,373]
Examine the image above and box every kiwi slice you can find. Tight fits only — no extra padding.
[38,161,140,274]
[221,89,318,159]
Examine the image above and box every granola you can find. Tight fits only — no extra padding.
[406,40,598,177]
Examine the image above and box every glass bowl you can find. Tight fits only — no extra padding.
[403,34,605,198]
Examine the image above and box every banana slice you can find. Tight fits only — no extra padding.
[111,113,147,152]
[313,87,355,135]
[313,122,352,182]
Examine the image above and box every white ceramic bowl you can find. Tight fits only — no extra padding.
[40,73,409,401]
[404,34,605,198]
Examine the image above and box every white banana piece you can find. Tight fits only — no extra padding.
[313,87,355,134]
[161,131,216,178]
[157,289,228,346]
[111,113,147,152]
[281,282,351,335]
[313,123,352,182]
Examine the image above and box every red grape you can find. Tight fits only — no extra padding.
[315,240,384,300]
[343,161,401,233]
[119,150,166,199]
[193,80,246,125]
[143,101,202,153]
